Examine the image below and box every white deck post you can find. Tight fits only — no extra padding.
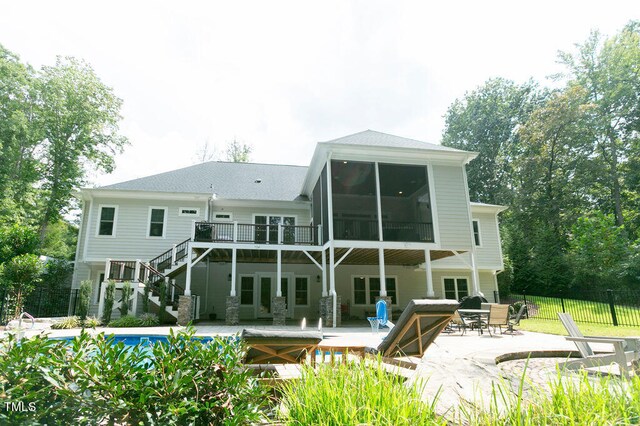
[378,248,387,297]
[171,245,177,265]
[185,242,192,296]
[131,282,139,314]
[470,251,481,296]
[329,244,337,328]
[425,249,435,297]
[134,260,141,283]
[97,281,107,318]
[233,221,238,242]
[276,249,282,297]
[171,279,176,302]
[104,258,111,281]
[230,248,237,296]
[321,248,328,297]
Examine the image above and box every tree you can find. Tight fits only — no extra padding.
[0,253,43,318]
[36,57,128,239]
[442,78,545,205]
[557,21,640,230]
[225,139,252,163]
[193,139,220,163]
[0,223,39,265]
[0,45,41,222]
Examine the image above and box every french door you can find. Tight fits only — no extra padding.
[256,273,292,318]
[254,215,295,243]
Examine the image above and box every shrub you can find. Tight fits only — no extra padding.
[138,312,159,326]
[51,316,80,329]
[77,280,92,321]
[119,281,132,316]
[102,280,115,324]
[278,357,444,425]
[108,314,141,327]
[0,328,268,425]
[84,316,101,328]
[142,281,150,313]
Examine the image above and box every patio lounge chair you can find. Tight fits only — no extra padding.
[241,328,323,365]
[558,313,640,378]
[451,310,470,335]
[364,299,459,361]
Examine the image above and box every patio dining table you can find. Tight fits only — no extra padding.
[458,309,490,335]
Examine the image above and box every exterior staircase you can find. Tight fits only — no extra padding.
[103,238,192,321]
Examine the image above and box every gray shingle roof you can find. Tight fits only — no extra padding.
[320,130,465,152]
[98,162,309,201]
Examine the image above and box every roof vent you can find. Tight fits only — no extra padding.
[254,178,262,183]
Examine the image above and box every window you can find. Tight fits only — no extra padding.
[179,207,200,216]
[148,208,167,237]
[472,220,481,247]
[254,215,296,243]
[443,278,469,301]
[213,212,232,221]
[98,206,117,236]
[295,277,309,306]
[240,276,254,305]
[352,276,397,305]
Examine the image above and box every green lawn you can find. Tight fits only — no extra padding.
[509,293,640,328]
[518,317,640,337]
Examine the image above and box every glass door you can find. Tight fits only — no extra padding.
[258,276,272,317]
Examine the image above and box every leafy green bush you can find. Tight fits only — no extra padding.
[84,316,101,328]
[138,312,159,326]
[107,314,141,327]
[51,316,80,329]
[77,280,92,321]
[0,328,268,425]
[142,281,150,313]
[102,280,115,324]
[278,357,444,425]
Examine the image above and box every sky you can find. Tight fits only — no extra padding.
[1,1,638,187]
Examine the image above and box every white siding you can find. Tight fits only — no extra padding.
[85,198,207,261]
[432,165,473,250]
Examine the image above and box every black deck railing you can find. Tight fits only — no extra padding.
[333,219,434,242]
[148,238,191,272]
[194,222,320,245]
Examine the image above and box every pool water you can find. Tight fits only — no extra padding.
[51,334,214,346]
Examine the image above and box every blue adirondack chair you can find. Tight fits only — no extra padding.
[367,299,395,333]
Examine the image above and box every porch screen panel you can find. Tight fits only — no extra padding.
[331,160,378,241]
[378,163,434,242]
[321,165,329,243]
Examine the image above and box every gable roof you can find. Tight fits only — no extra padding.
[319,130,466,153]
[97,161,309,202]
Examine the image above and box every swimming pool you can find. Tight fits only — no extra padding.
[51,334,214,346]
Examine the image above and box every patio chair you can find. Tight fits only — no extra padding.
[240,328,323,365]
[367,299,395,333]
[487,304,510,336]
[558,313,640,378]
[451,310,470,335]
[505,304,526,334]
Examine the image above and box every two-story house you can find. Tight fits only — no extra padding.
[72,130,506,326]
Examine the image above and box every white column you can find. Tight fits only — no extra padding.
[230,248,237,296]
[185,243,192,296]
[326,158,334,241]
[97,281,106,317]
[321,249,328,297]
[329,244,337,328]
[378,248,387,297]
[276,249,282,297]
[470,251,481,296]
[374,162,383,241]
[171,245,177,265]
[424,249,434,297]
[134,260,141,283]
[104,258,111,281]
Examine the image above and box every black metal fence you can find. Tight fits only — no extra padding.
[503,289,640,327]
[0,286,78,325]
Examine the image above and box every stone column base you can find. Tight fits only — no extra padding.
[375,296,393,323]
[320,295,341,327]
[177,295,193,326]
[225,296,240,325]
[272,296,287,326]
